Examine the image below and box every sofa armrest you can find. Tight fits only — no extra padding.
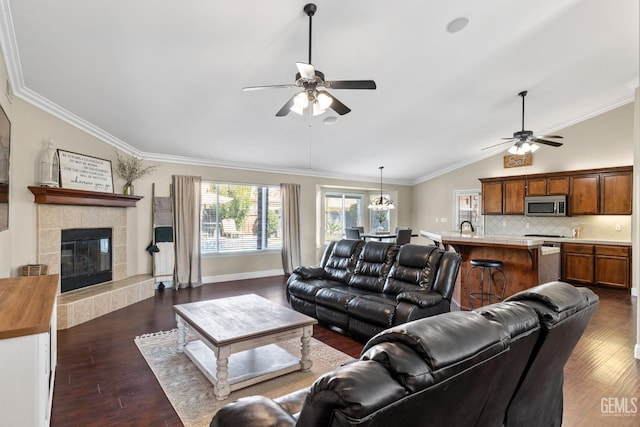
[397,290,444,308]
[210,396,296,427]
[292,266,325,279]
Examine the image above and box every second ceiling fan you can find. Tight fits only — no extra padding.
[243,3,376,117]
[484,91,564,154]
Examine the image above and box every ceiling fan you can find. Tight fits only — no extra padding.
[484,91,564,154]
[243,3,376,117]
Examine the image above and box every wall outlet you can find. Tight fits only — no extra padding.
[615,224,621,232]
[525,222,530,229]
[502,221,507,227]
[435,217,439,223]
[440,217,448,223]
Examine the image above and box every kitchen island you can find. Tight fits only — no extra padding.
[421,231,560,310]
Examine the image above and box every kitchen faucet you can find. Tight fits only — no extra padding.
[459,220,475,233]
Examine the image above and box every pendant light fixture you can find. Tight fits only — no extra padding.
[368,166,394,210]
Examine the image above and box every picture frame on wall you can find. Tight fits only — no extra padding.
[0,102,10,232]
[58,149,114,193]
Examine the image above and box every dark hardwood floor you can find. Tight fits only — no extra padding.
[51,277,638,426]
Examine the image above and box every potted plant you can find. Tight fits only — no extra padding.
[375,209,388,232]
[114,151,157,195]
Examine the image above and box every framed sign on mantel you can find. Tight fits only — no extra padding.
[58,150,114,193]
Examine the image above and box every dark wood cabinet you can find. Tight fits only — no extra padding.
[481,181,503,215]
[601,171,632,215]
[562,242,630,289]
[503,179,526,214]
[595,245,630,288]
[569,174,599,215]
[562,243,595,285]
[480,166,631,217]
[526,176,569,196]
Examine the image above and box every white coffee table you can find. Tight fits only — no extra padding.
[173,293,317,400]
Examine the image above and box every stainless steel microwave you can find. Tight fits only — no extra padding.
[524,195,567,217]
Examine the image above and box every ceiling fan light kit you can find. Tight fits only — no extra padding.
[483,90,564,154]
[243,3,376,117]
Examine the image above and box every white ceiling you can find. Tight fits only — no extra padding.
[0,0,638,185]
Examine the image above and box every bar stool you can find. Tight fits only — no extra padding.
[466,259,507,309]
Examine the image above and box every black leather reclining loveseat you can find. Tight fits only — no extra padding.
[211,281,599,427]
[287,239,462,339]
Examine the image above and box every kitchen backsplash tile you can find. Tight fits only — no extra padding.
[484,215,631,241]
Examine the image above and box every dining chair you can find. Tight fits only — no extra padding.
[395,228,412,245]
[345,227,362,240]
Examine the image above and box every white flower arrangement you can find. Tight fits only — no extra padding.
[114,151,157,184]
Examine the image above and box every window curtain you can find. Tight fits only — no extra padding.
[280,183,301,275]
[172,175,202,289]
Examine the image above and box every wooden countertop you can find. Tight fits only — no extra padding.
[0,275,58,340]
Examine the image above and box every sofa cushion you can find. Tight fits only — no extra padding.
[287,278,344,302]
[323,239,364,284]
[382,245,443,295]
[361,341,433,392]
[315,286,371,312]
[296,361,408,427]
[348,241,399,292]
[348,293,398,327]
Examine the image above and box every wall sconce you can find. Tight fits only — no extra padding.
[39,138,59,187]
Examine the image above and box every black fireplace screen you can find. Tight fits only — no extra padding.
[61,228,112,293]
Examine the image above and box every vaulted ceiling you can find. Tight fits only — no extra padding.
[0,0,638,184]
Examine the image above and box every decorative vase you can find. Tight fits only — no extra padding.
[123,182,134,196]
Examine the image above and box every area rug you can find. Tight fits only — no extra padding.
[135,329,354,427]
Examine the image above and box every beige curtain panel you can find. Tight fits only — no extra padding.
[280,183,301,275]
[172,175,202,289]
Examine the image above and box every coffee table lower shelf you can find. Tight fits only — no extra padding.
[183,340,302,393]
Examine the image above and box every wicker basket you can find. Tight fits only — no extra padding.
[21,264,49,276]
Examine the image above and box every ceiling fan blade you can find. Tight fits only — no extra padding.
[538,135,564,139]
[243,84,297,91]
[296,62,316,80]
[324,80,377,90]
[318,90,351,115]
[482,140,513,150]
[533,138,563,147]
[275,96,296,117]
[501,137,518,140]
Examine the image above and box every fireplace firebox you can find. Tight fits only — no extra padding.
[60,228,112,293]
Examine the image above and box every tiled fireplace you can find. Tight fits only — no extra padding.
[35,203,153,329]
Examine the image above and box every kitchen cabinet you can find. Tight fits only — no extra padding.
[569,174,599,215]
[482,181,503,215]
[562,243,630,289]
[481,166,632,216]
[601,171,632,215]
[0,275,58,427]
[503,179,526,214]
[526,176,569,196]
[562,243,594,285]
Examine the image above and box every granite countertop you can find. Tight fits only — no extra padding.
[420,230,631,247]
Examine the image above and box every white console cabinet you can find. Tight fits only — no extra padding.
[0,275,58,427]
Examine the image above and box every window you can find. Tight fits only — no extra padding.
[453,189,482,231]
[324,192,365,241]
[368,194,392,232]
[200,182,282,254]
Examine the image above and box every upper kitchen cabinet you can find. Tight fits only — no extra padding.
[481,181,503,215]
[601,170,632,215]
[503,179,526,215]
[569,174,599,215]
[526,176,569,196]
[481,166,632,216]
[569,168,632,215]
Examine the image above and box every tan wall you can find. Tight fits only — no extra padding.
[410,102,635,239]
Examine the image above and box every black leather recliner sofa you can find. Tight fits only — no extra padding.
[210,281,599,427]
[287,239,462,339]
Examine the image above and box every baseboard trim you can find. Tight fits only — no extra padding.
[203,269,284,284]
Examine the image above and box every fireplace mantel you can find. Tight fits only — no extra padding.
[28,186,142,208]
